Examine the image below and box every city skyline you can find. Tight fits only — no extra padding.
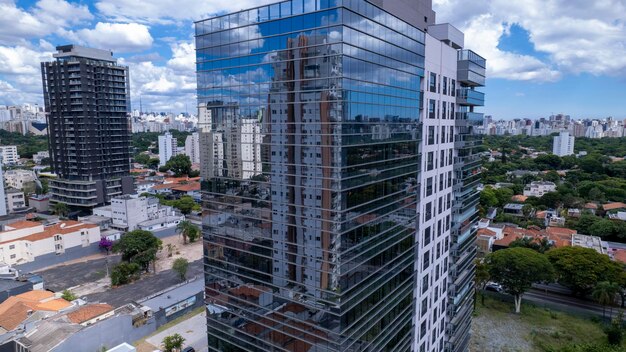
[0,0,625,119]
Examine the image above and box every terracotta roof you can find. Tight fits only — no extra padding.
[66,304,113,324]
[151,183,173,190]
[0,290,71,331]
[171,182,200,192]
[130,168,151,173]
[511,195,528,202]
[165,177,200,184]
[613,249,626,264]
[0,221,97,245]
[603,202,626,211]
[535,211,547,219]
[3,221,42,231]
[545,227,577,237]
[477,228,497,237]
[229,285,271,300]
[16,290,54,302]
[584,203,598,209]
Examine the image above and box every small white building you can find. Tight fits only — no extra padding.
[93,194,182,232]
[158,132,177,166]
[32,151,49,164]
[4,169,36,189]
[0,220,100,266]
[523,181,557,197]
[0,146,19,165]
[553,131,575,156]
[5,188,26,213]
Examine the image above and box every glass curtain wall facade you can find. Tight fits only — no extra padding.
[447,49,485,352]
[196,1,424,351]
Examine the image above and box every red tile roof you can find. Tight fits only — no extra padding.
[603,202,626,211]
[66,304,113,324]
[171,182,200,192]
[0,221,97,245]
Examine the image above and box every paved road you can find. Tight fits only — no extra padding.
[38,255,122,292]
[147,312,208,352]
[84,259,203,307]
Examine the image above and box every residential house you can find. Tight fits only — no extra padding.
[3,170,36,190]
[503,203,525,217]
[523,181,557,197]
[93,194,182,232]
[5,189,26,214]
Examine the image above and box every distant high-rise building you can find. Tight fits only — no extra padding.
[41,45,134,209]
[553,131,575,156]
[184,132,201,164]
[197,1,485,351]
[0,162,7,217]
[158,131,178,166]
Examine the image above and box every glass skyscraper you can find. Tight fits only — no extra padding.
[196,1,485,351]
[197,1,423,350]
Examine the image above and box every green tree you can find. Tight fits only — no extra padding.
[592,281,620,318]
[605,312,625,346]
[579,155,604,174]
[588,187,607,203]
[544,170,561,183]
[148,158,160,169]
[522,204,534,219]
[113,230,162,272]
[172,258,189,281]
[171,196,200,215]
[589,219,616,238]
[494,187,514,207]
[53,202,69,217]
[110,262,141,286]
[474,259,490,307]
[576,213,600,234]
[480,188,499,209]
[486,247,554,313]
[547,246,623,296]
[509,237,554,253]
[134,153,150,165]
[165,154,192,177]
[162,333,185,352]
[61,290,77,301]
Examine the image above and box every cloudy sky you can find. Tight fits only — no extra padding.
[0,0,625,119]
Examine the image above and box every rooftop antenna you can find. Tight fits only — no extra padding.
[140,96,143,115]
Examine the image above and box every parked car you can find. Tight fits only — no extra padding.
[485,282,503,292]
[182,347,196,352]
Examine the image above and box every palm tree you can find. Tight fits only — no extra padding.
[177,220,196,244]
[592,281,620,319]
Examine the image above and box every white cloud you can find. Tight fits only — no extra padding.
[70,22,154,53]
[95,0,275,24]
[433,0,626,81]
[0,0,92,45]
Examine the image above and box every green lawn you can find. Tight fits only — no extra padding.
[472,295,626,352]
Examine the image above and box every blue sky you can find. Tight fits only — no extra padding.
[0,0,625,119]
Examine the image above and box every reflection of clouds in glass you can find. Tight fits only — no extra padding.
[225,24,265,55]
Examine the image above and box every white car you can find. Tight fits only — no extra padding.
[485,282,503,292]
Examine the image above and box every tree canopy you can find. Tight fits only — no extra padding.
[547,246,624,296]
[486,247,554,313]
[163,154,192,177]
[113,230,162,271]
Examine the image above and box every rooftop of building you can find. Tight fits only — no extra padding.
[603,202,626,211]
[503,203,524,210]
[171,182,201,192]
[52,45,115,62]
[140,279,203,312]
[66,303,113,324]
[511,195,528,203]
[0,290,71,331]
[0,221,98,245]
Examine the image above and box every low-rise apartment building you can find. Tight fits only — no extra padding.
[0,220,100,267]
[5,189,26,213]
[523,181,557,197]
[93,194,183,232]
[0,146,19,165]
[4,169,36,189]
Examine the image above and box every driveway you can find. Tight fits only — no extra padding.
[147,312,208,352]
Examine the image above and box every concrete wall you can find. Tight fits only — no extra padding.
[152,291,203,327]
[15,242,101,274]
[51,314,157,352]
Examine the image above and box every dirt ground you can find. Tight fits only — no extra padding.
[155,234,203,273]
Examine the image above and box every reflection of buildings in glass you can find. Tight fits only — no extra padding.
[198,102,262,181]
[198,2,425,351]
[267,34,342,296]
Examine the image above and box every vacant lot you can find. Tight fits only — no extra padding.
[470,295,624,351]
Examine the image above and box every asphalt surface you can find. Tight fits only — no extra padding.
[38,255,122,292]
[84,259,203,307]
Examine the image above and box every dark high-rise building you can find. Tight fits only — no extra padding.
[41,45,134,209]
[197,1,485,351]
